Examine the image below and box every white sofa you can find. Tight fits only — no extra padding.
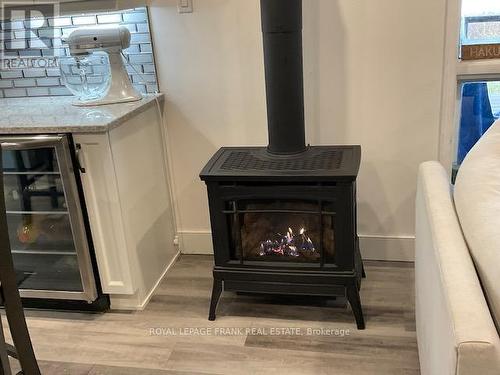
[415,123,500,375]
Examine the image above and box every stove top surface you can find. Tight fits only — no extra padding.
[200,145,361,182]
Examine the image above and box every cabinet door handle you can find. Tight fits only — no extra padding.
[75,144,86,174]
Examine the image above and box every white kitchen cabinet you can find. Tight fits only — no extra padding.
[74,102,178,310]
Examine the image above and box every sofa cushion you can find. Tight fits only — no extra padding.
[455,120,500,331]
[417,162,500,375]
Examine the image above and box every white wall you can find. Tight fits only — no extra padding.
[148,0,446,261]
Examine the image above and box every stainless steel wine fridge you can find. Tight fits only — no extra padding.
[0,135,106,309]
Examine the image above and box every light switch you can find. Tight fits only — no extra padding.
[178,0,193,13]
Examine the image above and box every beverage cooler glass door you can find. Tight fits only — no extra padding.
[0,135,98,302]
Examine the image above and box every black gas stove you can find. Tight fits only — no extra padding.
[200,0,365,329]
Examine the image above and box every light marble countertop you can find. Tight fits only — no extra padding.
[0,94,164,134]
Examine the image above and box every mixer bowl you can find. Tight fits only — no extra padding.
[59,52,111,103]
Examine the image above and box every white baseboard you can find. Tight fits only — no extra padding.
[178,231,213,254]
[177,231,415,262]
[110,250,181,310]
[359,235,415,262]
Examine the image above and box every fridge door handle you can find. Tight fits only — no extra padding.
[75,144,86,174]
[0,135,64,150]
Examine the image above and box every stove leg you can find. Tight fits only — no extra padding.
[208,279,223,321]
[347,285,365,330]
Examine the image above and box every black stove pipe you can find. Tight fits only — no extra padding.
[261,0,307,155]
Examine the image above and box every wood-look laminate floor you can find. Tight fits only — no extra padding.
[3,255,419,374]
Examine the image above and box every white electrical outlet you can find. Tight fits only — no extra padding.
[178,0,193,13]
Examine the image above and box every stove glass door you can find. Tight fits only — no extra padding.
[227,199,336,265]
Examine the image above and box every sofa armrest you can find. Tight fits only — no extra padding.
[416,161,500,375]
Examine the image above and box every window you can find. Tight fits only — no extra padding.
[457,81,499,165]
[440,0,500,178]
[461,0,500,46]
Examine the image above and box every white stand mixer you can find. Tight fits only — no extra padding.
[64,25,142,106]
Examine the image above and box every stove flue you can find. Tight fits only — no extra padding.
[261,0,306,155]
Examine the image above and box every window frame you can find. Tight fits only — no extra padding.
[439,0,500,172]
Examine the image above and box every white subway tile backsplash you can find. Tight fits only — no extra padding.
[72,16,97,26]
[70,65,95,75]
[28,38,51,49]
[27,87,49,96]
[4,88,26,97]
[65,76,82,85]
[49,87,71,96]
[1,21,25,30]
[133,83,146,92]
[121,24,137,33]
[0,80,13,88]
[0,71,23,79]
[2,51,18,57]
[46,68,61,77]
[91,65,106,75]
[97,14,122,24]
[23,19,47,29]
[43,48,65,57]
[38,28,62,38]
[124,45,140,54]
[36,77,60,86]
[132,74,156,84]
[14,30,37,39]
[146,84,159,93]
[130,33,150,44]
[136,23,149,33]
[5,40,27,49]
[87,76,104,84]
[23,68,46,78]
[140,43,152,53]
[0,7,157,98]
[123,12,148,23]
[48,18,72,27]
[14,78,36,87]
[143,64,155,74]
[128,53,153,64]
[126,64,143,74]
[19,49,42,57]
[61,27,77,37]
[52,38,63,48]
